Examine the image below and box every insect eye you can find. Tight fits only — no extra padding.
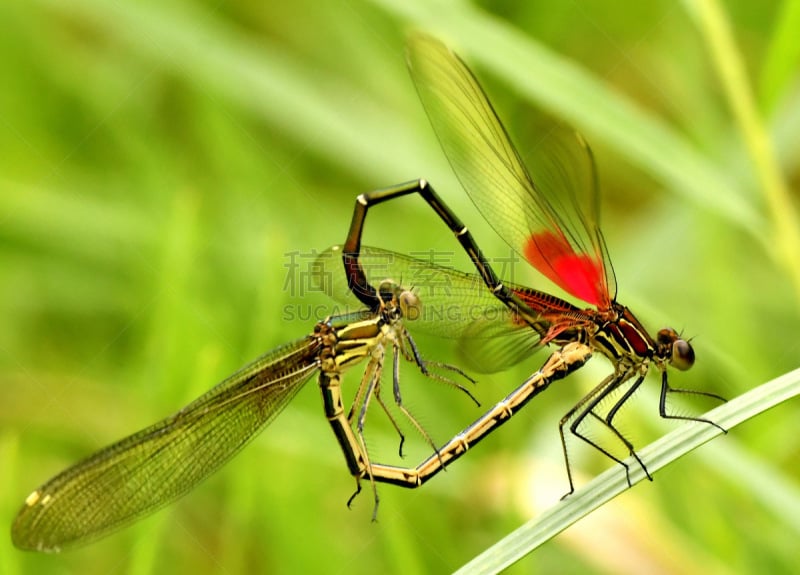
[671,338,695,371]
[398,290,422,321]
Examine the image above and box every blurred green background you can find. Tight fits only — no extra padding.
[2,0,799,573]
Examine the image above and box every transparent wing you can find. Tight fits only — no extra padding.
[406,33,614,307]
[12,337,321,552]
[456,313,544,374]
[314,245,544,373]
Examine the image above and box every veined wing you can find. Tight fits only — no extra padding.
[12,336,321,552]
[406,33,615,308]
[315,245,544,373]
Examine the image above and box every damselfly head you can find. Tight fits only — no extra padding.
[376,279,422,322]
[657,328,695,371]
[398,289,422,322]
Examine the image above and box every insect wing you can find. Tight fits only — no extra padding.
[406,34,614,308]
[12,338,320,551]
[316,245,542,372]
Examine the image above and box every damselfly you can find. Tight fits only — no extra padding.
[338,34,726,495]
[14,280,534,551]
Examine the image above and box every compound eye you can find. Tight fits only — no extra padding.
[398,290,422,321]
[671,338,695,371]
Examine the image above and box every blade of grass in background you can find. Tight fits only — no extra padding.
[35,0,426,184]
[683,0,800,304]
[758,0,800,116]
[369,0,764,239]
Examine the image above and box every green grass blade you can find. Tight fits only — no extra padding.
[682,0,800,304]
[453,366,800,574]
[759,0,800,116]
[368,0,764,239]
[34,0,425,183]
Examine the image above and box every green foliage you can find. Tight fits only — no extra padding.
[1,0,798,573]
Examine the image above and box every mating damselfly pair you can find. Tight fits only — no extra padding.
[11,34,724,552]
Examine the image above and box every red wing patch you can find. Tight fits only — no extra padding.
[523,231,608,308]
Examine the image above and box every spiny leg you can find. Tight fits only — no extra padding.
[351,360,382,521]
[373,390,409,458]
[422,360,476,384]
[345,472,380,523]
[598,371,649,463]
[348,348,409,457]
[659,371,727,432]
[605,371,646,426]
[558,372,616,496]
[568,370,652,487]
[589,372,651,481]
[399,326,480,407]
[387,342,447,467]
[347,353,379,424]
[559,369,650,497]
